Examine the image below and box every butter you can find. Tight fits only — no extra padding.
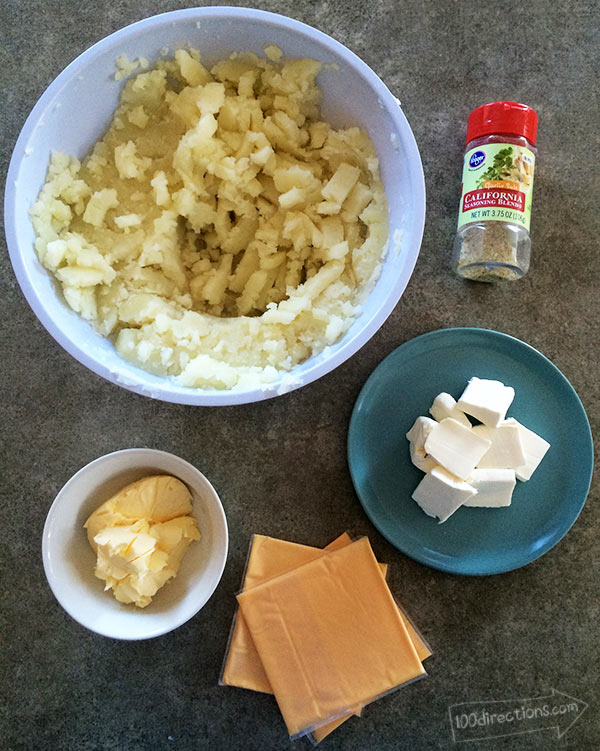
[84,475,200,608]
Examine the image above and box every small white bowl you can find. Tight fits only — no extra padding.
[5,7,425,405]
[42,449,228,640]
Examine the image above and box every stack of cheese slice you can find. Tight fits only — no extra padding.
[221,533,431,742]
[407,377,551,523]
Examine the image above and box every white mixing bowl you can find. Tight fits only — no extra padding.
[5,7,425,405]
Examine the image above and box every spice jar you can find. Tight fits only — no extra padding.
[452,101,538,281]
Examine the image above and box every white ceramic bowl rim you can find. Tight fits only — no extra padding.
[42,448,228,639]
[5,6,425,406]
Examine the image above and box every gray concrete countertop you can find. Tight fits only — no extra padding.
[1,1,597,749]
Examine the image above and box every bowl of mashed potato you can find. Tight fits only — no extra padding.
[5,7,425,405]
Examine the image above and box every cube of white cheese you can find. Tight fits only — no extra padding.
[429,392,471,427]
[424,418,491,480]
[472,422,526,470]
[412,466,477,523]
[457,377,515,427]
[463,468,517,507]
[503,418,551,481]
[406,416,438,472]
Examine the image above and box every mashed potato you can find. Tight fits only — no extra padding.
[31,48,388,390]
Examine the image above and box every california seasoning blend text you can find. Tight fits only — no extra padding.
[452,101,538,282]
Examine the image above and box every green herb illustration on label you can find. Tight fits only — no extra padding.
[458,143,536,231]
[476,147,514,187]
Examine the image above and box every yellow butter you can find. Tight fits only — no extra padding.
[237,537,426,738]
[84,475,200,608]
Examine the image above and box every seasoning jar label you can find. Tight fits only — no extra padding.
[457,143,536,231]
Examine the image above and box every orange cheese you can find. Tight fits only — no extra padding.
[237,537,426,738]
[221,535,430,693]
[221,533,352,693]
[379,562,432,663]
[312,562,431,744]
[222,533,431,743]
[220,533,431,743]
[243,533,352,590]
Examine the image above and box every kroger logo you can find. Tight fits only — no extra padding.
[469,151,486,169]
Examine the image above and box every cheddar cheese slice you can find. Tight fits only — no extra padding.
[312,559,432,744]
[221,533,352,693]
[378,562,432,663]
[221,535,431,693]
[223,534,431,743]
[237,537,426,738]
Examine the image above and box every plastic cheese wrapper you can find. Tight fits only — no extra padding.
[220,533,432,743]
[236,537,428,739]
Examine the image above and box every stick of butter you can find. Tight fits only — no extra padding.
[84,475,200,608]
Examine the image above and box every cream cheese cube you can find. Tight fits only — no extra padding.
[457,377,515,427]
[424,418,491,480]
[429,392,471,427]
[472,422,526,469]
[406,416,438,472]
[463,468,516,507]
[412,466,477,523]
[504,418,551,481]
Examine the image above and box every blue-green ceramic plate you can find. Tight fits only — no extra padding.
[348,328,593,575]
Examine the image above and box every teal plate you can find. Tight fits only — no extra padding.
[347,328,593,575]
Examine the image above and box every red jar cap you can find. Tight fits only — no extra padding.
[466,101,538,146]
